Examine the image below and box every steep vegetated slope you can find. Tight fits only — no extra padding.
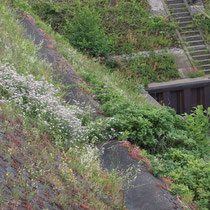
[12,0,180,86]
[1,0,210,209]
[0,3,127,209]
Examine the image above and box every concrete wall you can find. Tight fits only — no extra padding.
[147,0,167,16]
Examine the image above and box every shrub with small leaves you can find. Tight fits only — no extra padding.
[66,7,114,57]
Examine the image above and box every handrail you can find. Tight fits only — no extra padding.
[194,5,210,19]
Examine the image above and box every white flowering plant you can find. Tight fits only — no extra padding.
[0,62,89,147]
[0,61,119,147]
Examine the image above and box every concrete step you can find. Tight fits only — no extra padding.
[190,49,209,56]
[187,40,205,46]
[198,64,210,70]
[166,0,183,4]
[175,16,192,22]
[192,54,210,60]
[180,30,200,36]
[172,12,190,17]
[198,59,210,65]
[171,8,188,13]
[184,35,203,41]
[204,69,210,74]
[178,21,194,27]
[187,45,207,51]
[180,26,197,31]
[168,3,186,8]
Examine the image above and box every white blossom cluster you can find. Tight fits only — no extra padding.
[77,144,101,172]
[0,62,88,145]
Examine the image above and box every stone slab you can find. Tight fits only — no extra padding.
[147,0,167,16]
[101,140,182,210]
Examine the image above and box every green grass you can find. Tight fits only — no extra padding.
[0,4,52,82]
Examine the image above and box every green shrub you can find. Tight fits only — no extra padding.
[86,81,193,153]
[66,7,114,57]
[31,1,67,33]
[170,184,194,203]
[194,12,210,42]
[150,148,210,209]
[79,69,209,156]
[183,105,210,155]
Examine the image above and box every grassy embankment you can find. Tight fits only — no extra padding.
[0,2,128,209]
[2,0,210,209]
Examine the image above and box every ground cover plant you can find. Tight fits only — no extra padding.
[3,1,210,209]
[112,52,179,87]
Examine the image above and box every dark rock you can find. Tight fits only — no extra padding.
[101,140,182,210]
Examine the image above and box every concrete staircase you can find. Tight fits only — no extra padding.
[165,0,210,74]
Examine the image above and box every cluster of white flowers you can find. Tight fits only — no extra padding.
[0,62,88,145]
[76,144,101,172]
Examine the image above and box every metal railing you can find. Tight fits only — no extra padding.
[194,5,210,19]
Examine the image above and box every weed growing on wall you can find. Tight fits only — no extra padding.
[194,13,210,42]
[194,0,210,42]
[0,101,127,209]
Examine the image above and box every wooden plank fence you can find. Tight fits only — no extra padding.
[145,79,210,114]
